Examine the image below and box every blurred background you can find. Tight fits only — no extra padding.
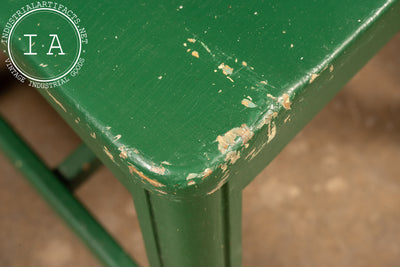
[0,33,399,267]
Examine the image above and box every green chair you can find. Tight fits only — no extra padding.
[1,0,399,266]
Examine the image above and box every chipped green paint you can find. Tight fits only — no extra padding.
[0,0,399,200]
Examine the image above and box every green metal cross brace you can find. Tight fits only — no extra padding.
[1,0,400,266]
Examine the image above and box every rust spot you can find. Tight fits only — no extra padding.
[241,99,257,108]
[191,51,199,58]
[216,124,254,154]
[128,164,165,187]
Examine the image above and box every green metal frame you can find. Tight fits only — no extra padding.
[0,0,399,266]
[0,115,138,267]
[0,113,242,267]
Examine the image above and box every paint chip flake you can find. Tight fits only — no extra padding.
[241,99,257,108]
[128,164,165,187]
[103,146,114,161]
[191,50,199,58]
[218,63,233,75]
[309,73,319,84]
[150,166,166,175]
[216,124,254,154]
[280,93,292,110]
[186,173,198,180]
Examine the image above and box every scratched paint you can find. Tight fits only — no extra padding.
[186,167,213,182]
[191,50,199,58]
[218,63,233,75]
[207,172,230,195]
[216,124,254,154]
[113,134,122,142]
[186,173,198,180]
[46,91,67,112]
[225,151,240,164]
[309,73,319,83]
[241,98,257,108]
[279,93,292,110]
[128,164,165,187]
[245,148,256,160]
[256,110,277,130]
[118,146,128,159]
[150,166,166,175]
[267,122,276,143]
[103,146,114,161]
[202,168,213,178]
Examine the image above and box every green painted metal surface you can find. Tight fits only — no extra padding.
[56,143,102,189]
[130,182,242,267]
[1,1,399,267]
[1,1,399,198]
[0,115,138,267]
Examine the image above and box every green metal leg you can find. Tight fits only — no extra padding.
[55,143,102,190]
[0,115,138,267]
[132,181,242,267]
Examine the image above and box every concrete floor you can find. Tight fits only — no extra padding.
[0,33,399,267]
